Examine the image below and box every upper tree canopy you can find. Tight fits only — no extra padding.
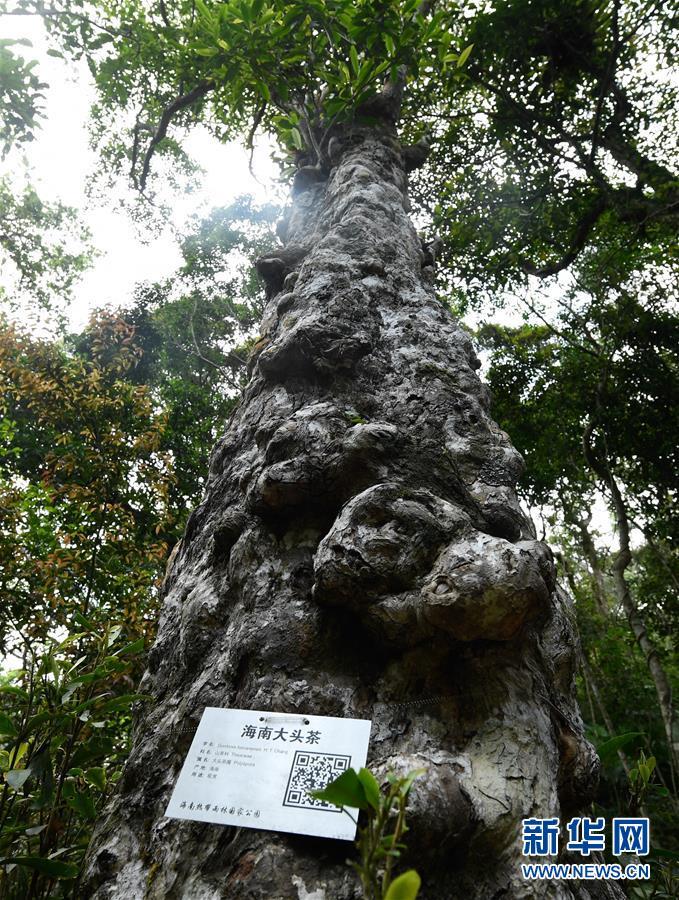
[15,0,467,191]
[413,0,678,298]
[4,1,675,301]
[0,38,91,314]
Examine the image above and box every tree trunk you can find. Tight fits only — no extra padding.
[556,546,632,779]
[83,123,615,899]
[572,513,609,620]
[583,423,678,784]
[581,655,632,781]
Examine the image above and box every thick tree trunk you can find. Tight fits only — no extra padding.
[83,124,616,899]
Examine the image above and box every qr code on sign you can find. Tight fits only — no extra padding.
[283,751,351,812]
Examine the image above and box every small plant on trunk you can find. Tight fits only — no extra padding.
[310,766,424,900]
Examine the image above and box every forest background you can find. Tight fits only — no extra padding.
[0,0,676,897]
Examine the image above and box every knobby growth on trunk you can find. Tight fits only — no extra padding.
[83,116,615,898]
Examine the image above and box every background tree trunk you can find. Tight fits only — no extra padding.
[583,421,678,784]
[83,124,614,899]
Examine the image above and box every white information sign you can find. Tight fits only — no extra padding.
[165,707,372,840]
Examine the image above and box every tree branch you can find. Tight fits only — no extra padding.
[158,0,170,28]
[519,195,608,278]
[134,81,214,191]
[187,296,241,389]
[589,0,620,165]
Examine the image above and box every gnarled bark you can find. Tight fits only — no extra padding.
[83,123,615,899]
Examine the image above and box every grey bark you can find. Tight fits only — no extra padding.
[83,123,619,899]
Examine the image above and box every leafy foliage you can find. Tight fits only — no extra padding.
[0,39,46,156]
[0,622,147,899]
[0,179,92,315]
[478,275,679,873]
[409,0,678,303]
[311,767,424,900]
[0,33,91,317]
[6,0,472,191]
[0,314,176,655]
[102,196,276,513]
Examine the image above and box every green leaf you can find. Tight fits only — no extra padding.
[65,786,97,819]
[113,638,144,656]
[0,685,29,701]
[597,732,643,764]
[309,767,369,809]
[11,742,29,766]
[2,856,79,879]
[457,44,474,68]
[1,37,33,47]
[73,612,94,630]
[106,624,123,648]
[87,34,114,50]
[0,712,18,736]
[357,767,381,811]
[85,766,106,791]
[61,682,81,704]
[96,693,150,714]
[39,653,59,680]
[384,34,395,56]
[385,869,421,900]
[350,45,359,76]
[355,60,374,92]
[23,711,57,736]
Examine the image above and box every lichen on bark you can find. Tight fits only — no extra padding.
[83,122,620,899]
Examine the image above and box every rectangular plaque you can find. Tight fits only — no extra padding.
[165,707,372,840]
